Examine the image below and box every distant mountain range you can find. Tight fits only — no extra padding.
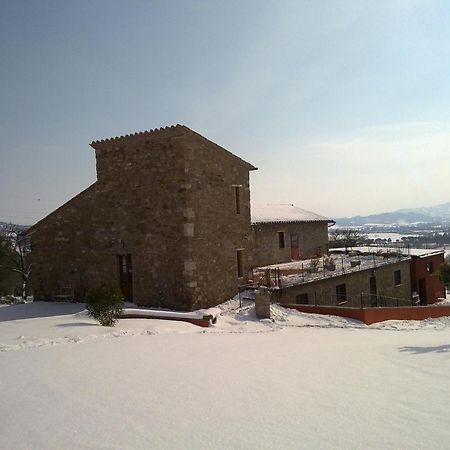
[336,202,450,226]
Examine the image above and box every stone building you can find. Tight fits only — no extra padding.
[251,204,334,267]
[407,250,445,304]
[256,253,412,308]
[328,246,446,306]
[28,125,256,311]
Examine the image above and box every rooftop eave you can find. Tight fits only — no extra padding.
[90,124,186,148]
[89,124,257,171]
[251,219,334,225]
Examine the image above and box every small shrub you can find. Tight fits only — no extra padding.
[0,295,15,305]
[306,258,320,273]
[439,261,450,286]
[0,295,24,305]
[86,285,124,327]
[323,255,336,271]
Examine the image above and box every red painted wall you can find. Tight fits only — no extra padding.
[282,303,450,325]
[410,253,445,304]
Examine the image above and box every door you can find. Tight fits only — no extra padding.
[290,233,299,260]
[118,254,133,301]
[418,278,426,305]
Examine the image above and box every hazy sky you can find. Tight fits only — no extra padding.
[1,0,450,224]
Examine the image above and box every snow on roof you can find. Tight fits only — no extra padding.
[251,204,333,224]
[254,253,411,288]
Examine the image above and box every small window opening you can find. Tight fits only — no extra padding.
[394,270,402,286]
[234,186,241,214]
[236,249,243,278]
[296,293,309,305]
[278,231,285,249]
[336,284,347,304]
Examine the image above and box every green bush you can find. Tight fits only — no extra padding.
[306,258,320,273]
[86,285,124,327]
[439,261,450,286]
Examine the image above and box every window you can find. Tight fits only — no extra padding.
[278,231,285,249]
[118,254,132,274]
[236,249,243,278]
[369,276,377,295]
[426,262,434,274]
[394,270,402,286]
[336,284,347,304]
[234,186,241,214]
[296,293,309,305]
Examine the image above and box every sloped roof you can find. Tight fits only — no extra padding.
[26,183,98,234]
[90,124,183,146]
[251,204,333,224]
[90,124,257,171]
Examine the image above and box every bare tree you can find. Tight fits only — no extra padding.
[0,225,32,300]
[329,228,368,251]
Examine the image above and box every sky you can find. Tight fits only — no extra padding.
[1,0,450,224]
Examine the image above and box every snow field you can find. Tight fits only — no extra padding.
[1,300,450,449]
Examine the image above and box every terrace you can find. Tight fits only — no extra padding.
[252,250,410,290]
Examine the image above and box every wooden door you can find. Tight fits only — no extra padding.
[118,254,133,301]
[290,234,299,260]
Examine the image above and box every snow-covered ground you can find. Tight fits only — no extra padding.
[366,232,418,241]
[1,299,450,449]
[254,252,411,290]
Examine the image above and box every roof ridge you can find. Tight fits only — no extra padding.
[185,127,257,171]
[90,124,257,170]
[251,203,334,223]
[90,124,188,145]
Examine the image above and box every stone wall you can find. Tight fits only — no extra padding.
[180,132,254,309]
[275,259,411,307]
[252,221,329,267]
[29,126,256,310]
[30,184,117,301]
[31,129,189,307]
[94,129,188,308]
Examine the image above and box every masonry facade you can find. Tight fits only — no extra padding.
[29,125,256,311]
[252,222,330,266]
[274,259,412,308]
[410,251,446,305]
[251,204,333,267]
[29,125,443,313]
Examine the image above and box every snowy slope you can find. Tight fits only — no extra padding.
[1,300,450,449]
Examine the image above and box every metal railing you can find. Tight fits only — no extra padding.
[276,292,416,308]
[252,253,407,289]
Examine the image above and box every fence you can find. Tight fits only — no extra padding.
[276,291,415,309]
[252,253,407,289]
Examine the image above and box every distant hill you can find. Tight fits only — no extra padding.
[336,202,450,226]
